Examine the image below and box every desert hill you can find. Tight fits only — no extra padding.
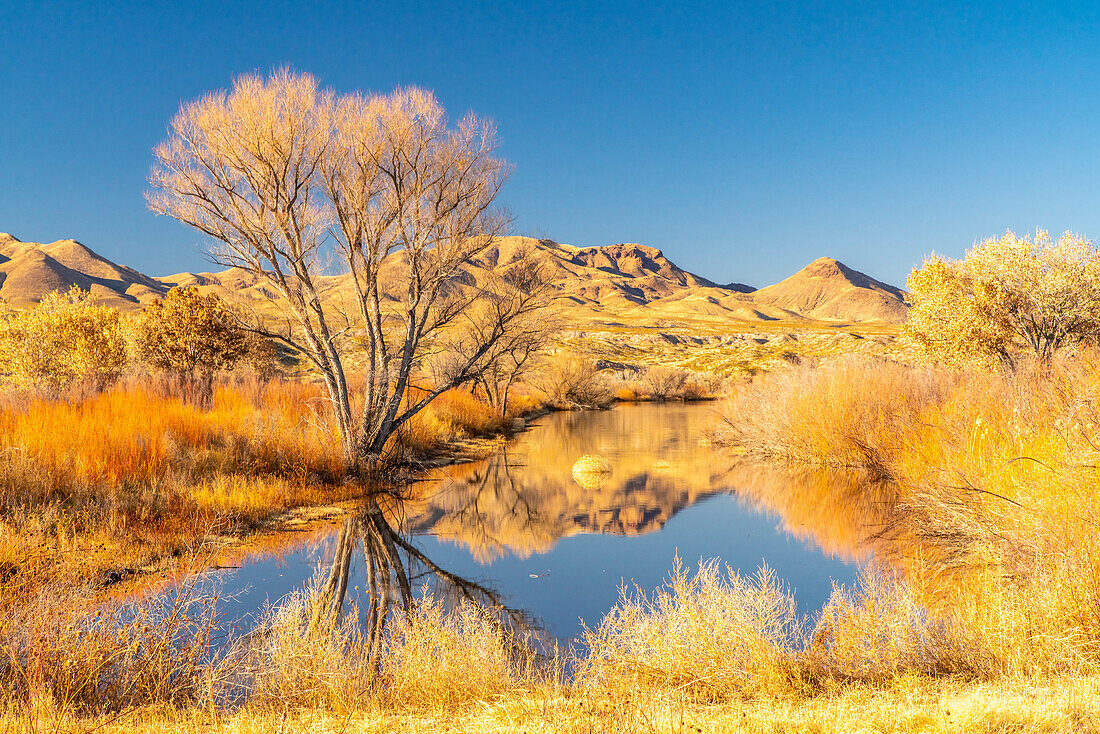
[0,232,907,324]
[0,233,168,308]
[751,256,908,322]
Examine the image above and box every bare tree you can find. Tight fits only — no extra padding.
[149,71,549,471]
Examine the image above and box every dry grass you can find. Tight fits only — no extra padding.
[579,559,803,700]
[4,678,1097,733]
[714,350,1100,679]
[0,572,227,724]
[1,553,1099,731]
[0,376,532,607]
[714,356,955,472]
[4,560,1098,732]
[187,572,546,714]
[8,348,1100,730]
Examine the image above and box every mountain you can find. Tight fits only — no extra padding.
[0,233,168,308]
[750,256,909,322]
[0,232,908,323]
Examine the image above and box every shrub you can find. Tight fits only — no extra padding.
[579,560,803,700]
[0,575,224,715]
[713,357,954,474]
[536,353,612,409]
[0,287,128,390]
[906,230,1100,364]
[135,287,249,392]
[247,584,536,713]
[641,366,688,400]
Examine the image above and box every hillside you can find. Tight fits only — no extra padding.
[0,233,168,308]
[0,232,908,325]
[751,256,909,322]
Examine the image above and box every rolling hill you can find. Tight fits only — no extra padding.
[0,232,908,324]
[0,233,168,308]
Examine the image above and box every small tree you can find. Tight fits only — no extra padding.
[135,287,248,391]
[0,286,128,390]
[906,230,1100,364]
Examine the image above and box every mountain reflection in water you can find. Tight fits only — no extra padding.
[215,403,881,639]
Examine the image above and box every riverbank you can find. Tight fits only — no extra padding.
[7,548,1100,732]
[5,373,1100,730]
[0,377,539,603]
[712,351,1100,681]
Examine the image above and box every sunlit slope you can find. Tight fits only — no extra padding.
[0,233,168,308]
[0,231,908,329]
[752,256,908,322]
[158,236,908,326]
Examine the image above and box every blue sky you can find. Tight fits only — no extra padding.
[2,0,1099,288]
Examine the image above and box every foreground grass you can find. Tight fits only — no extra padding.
[5,559,1099,733]
[7,676,1100,734]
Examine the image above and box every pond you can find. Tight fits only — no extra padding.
[207,402,885,642]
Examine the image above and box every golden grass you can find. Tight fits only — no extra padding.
[0,573,225,719]
[580,559,803,700]
[5,676,1100,733]
[0,377,529,604]
[714,350,1100,678]
[2,549,1099,731]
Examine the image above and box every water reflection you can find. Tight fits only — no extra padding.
[725,465,897,564]
[218,404,882,639]
[305,503,541,657]
[405,404,735,561]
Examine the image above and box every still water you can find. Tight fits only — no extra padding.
[210,403,880,641]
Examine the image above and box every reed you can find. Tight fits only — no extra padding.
[714,350,1100,679]
[0,376,527,602]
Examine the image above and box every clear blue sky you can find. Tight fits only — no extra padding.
[2,0,1099,288]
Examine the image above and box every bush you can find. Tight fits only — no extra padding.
[0,287,128,390]
[579,560,803,700]
[713,357,953,474]
[640,366,688,400]
[537,353,612,409]
[0,576,224,715]
[247,585,536,713]
[906,229,1100,363]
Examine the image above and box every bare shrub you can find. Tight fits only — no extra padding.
[578,560,804,701]
[640,366,688,400]
[246,584,540,713]
[536,353,612,409]
[807,571,979,682]
[0,576,226,716]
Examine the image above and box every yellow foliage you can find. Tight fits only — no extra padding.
[135,287,248,378]
[907,230,1100,363]
[0,286,128,389]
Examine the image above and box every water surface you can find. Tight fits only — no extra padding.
[211,403,879,641]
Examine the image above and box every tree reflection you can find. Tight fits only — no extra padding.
[306,499,540,664]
